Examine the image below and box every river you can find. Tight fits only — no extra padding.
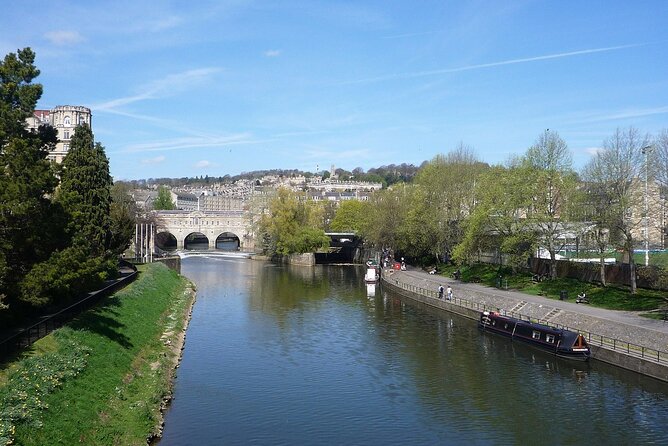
[159,256,668,445]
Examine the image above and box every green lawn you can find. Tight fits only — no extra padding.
[0,263,194,446]
[439,263,667,313]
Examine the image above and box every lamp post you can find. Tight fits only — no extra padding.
[641,145,653,266]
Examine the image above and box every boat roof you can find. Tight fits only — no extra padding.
[485,311,563,335]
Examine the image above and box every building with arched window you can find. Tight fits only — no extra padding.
[26,105,92,163]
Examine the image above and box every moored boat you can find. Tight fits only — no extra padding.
[479,311,590,360]
[364,267,379,283]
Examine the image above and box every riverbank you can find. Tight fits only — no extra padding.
[0,263,195,446]
[382,267,668,382]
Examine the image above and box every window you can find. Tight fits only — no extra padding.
[546,334,555,343]
[532,331,541,340]
[64,131,70,140]
[63,143,70,152]
[79,115,85,124]
[64,116,71,125]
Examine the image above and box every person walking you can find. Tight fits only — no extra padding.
[438,285,444,299]
[446,285,453,301]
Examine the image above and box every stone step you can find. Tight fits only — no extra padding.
[543,308,562,322]
[510,301,527,313]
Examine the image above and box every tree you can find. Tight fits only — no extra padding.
[582,127,649,294]
[363,185,409,251]
[108,182,137,255]
[579,162,616,286]
[20,124,116,308]
[454,163,536,271]
[0,48,43,147]
[0,48,61,311]
[58,124,112,255]
[330,200,369,233]
[153,186,175,210]
[523,130,578,279]
[654,129,668,191]
[412,145,487,263]
[258,188,329,256]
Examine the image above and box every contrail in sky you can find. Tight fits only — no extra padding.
[340,43,647,85]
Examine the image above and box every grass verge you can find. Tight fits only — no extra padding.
[0,262,195,446]
[437,263,666,313]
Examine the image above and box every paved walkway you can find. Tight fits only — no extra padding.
[385,266,668,355]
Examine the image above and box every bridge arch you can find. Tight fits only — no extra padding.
[215,232,240,250]
[155,231,177,251]
[154,210,256,251]
[184,232,210,250]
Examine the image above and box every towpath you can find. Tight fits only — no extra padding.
[384,266,668,356]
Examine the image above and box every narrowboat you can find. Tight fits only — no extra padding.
[479,311,590,360]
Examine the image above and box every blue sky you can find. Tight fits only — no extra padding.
[2,1,667,180]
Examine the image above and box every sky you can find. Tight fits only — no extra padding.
[2,1,668,181]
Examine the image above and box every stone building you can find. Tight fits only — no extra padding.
[26,105,92,163]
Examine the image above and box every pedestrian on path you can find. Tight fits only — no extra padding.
[446,285,453,301]
[438,285,444,299]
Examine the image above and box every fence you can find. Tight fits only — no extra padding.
[387,277,668,365]
[0,263,137,359]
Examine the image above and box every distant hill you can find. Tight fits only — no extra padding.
[118,163,421,189]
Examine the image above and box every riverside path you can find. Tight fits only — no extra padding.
[382,265,668,381]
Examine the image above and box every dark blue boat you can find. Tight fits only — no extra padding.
[479,311,590,360]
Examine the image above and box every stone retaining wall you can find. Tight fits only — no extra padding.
[381,270,668,383]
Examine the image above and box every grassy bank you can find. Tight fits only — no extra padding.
[0,262,194,446]
[438,263,666,314]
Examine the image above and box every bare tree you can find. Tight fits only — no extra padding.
[654,129,668,189]
[523,130,577,279]
[583,127,649,294]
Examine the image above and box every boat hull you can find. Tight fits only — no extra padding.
[479,311,590,361]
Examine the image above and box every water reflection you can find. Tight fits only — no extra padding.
[160,258,668,446]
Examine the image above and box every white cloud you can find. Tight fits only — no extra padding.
[122,133,260,153]
[141,155,166,164]
[339,43,647,85]
[92,67,223,111]
[264,49,281,57]
[583,147,604,156]
[44,30,84,45]
[579,106,668,123]
[195,160,212,168]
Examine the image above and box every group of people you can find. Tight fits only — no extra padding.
[438,284,453,300]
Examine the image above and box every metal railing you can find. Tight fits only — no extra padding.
[0,264,137,359]
[388,277,668,364]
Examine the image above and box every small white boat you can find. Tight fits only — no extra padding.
[364,267,378,283]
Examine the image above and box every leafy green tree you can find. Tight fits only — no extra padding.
[0,48,43,147]
[454,163,536,271]
[363,185,410,251]
[20,124,116,308]
[153,186,175,210]
[0,48,61,311]
[330,200,369,233]
[412,146,488,263]
[258,188,329,256]
[108,182,137,255]
[20,245,116,307]
[58,124,112,255]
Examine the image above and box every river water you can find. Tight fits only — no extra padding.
[159,257,668,445]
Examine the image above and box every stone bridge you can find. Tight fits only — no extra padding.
[154,210,255,250]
